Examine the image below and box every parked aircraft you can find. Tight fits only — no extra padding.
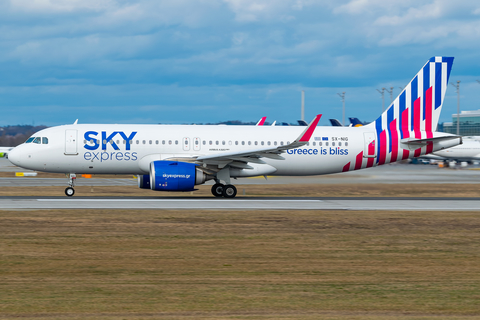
[0,147,14,158]
[422,138,480,162]
[8,57,461,198]
[329,119,344,127]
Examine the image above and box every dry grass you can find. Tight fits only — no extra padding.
[2,183,480,198]
[0,209,480,319]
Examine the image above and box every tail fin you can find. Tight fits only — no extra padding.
[367,56,454,163]
[329,119,343,127]
[349,117,364,127]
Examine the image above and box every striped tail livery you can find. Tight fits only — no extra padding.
[343,56,460,172]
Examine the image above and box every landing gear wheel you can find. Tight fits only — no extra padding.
[65,187,75,197]
[211,183,224,197]
[222,185,237,198]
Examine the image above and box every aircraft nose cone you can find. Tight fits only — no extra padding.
[7,147,21,167]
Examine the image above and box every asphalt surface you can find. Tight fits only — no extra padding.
[3,157,480,211]
[2,157,480,186]
[0,196,479,210]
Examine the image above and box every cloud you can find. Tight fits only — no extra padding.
[0,0,479,125]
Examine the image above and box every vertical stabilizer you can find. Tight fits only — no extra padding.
[367,56,454,164]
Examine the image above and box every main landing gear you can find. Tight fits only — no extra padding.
[65,173,76,197]
[211,183,237,198]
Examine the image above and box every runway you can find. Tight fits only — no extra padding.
[2,196,480,211]
[2,159,480,186]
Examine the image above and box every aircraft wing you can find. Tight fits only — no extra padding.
[175,115,322,169]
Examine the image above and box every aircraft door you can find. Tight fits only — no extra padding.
[193,137,201,151]
[183,137,190,151]
[65,129,78,155]
[363,132,376,158]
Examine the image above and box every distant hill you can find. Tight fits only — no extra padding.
[0,125,48,147]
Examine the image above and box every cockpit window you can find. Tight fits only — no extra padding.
[33,137,41,144]
[26,137,35,143]
[42,137,48,144]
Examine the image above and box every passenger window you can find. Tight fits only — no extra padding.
[185,140,188,145]
[332,142,335,146]
[175,140,178,145]
[149,140,152,145]
[242,141,245,145]
[26,137,34,143]
[162,140,165,145]
[319,142,322,146]
[136,140,139,144]
[274,141,277,146]
[116,140,120,144]
[307,142,310,146]
[261,141,264,146]
[129,140,133,145]
[156,140,159,145]
[222,141,225,145]
[169,140,172,145]
[339,142,342,146]
[345,142,348,147]
[216,141,219,145]
[123,140,126,144]
[235,141,238,145]
[209,141,212,145]
[248,141,251,145]
[103,139,107,145]
[326,142,329,146]
[267,141,271,146]
[313,142,316,146]
[280,141,284,146]
[203,141,206,145]
[42,137,48,144]
[195,140,198,145]
[255,141,258,145]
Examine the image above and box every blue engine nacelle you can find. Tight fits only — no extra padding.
[142,161,207,191]
[138,174,151,189]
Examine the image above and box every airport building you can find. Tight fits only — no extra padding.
[441,110,480,136]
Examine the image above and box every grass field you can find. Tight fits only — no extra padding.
[1,207,480,319]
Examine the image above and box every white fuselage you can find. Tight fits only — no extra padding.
[10,124,366,176]
[428,138,480,161]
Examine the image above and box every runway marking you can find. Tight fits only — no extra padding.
[37,199,323,202]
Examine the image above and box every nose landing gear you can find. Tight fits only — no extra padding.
[65,173,76,197]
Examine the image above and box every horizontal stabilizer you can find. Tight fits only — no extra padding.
[400,132,462,151]
[401,132,462,145]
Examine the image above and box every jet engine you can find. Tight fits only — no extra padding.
[138,161,208,191]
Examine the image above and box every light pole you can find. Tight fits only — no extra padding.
[385,87,394,104]
[450,81,460,135]
[377,88,385,112]
[337,92,346,126]
[301,90,305,122]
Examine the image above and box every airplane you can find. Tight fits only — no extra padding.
[349,117,369,127]
[421,138,480,162]
[8,57,461,198]
[329,119,344,127]
[0,147,14,158]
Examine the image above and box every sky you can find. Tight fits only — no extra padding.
[1,0,480,126]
